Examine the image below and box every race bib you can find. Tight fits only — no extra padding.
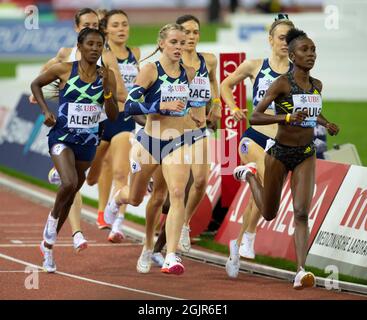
[189,76,211,107]
[67,103,102,129]
[292,94,322,128]
[160,83,189,116]
[255,77,275,110]
[119,63,138,91]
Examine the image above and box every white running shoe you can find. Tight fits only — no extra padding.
[73,231,88,253]
[239,232,256,259]
[225,239,240,278]
[136,247,153,274]
[48,167,61,186]
[151,252,165,267]
[104,193,121,225]
[233,162,257,181]
[179,225,191,253]
[293,268,316,290]
[43,213,58,245]
[108,216,125,243]
[40,241,56,273]
[161,253,184,275]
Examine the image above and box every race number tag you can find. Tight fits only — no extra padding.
[119,63,139,92]
[189,76,211,107]
[67,103,102,129]
[160,83,189,116]
[255,78,275,110]
[292,94,322,128]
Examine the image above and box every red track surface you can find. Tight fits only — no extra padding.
[0,184,366,300]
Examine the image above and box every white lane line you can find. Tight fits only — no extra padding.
[0,224,44,227]
[0,252,183,300]
[4,230,41,233]
[0,243,140,248]
[6,236,72,240]
[9,240,97,244]
[0,270,39,273]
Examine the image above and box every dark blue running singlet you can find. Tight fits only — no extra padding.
[49,61,105,146]
[144,61,190,117]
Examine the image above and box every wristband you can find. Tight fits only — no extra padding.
[212,98,221,104]
[285,113,291,123]
[232,107,240,113]
[104,91,113,99]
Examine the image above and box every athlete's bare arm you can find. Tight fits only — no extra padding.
[102,50,127,103]
[31,63,72,126]
[220,59,262,121]
[100,67,119,121]
[203,53,221,122]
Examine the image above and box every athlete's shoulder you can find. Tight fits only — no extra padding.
[270,74,291,94]
[56,47,72,62]
[141,62,157,72]
[235,58,262,78]
[312,77,323,93]
[130,47,141,61]
[140,62,158,79]
[200,52,216,63]
[47,61,73,78]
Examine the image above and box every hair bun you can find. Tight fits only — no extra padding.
[275,13,289,21]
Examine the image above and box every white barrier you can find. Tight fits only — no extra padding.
[306,165,367,280]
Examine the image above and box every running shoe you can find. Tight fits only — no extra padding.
[73,231,88,253]
[104,193,121,225]
[151,252,165,267]
[136,247,153,274]
[293,268,316,290]
[48,167,61,186]
[161,253,184,275]
[96,211,110,230]
[225,239,240,278]
[233,162,257,181]
[108,216,125,243]
[239,232,256,259]
[179,225,191,253]
[40,241,56,273]
[43,213,58,245]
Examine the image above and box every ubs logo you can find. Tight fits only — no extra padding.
[168,85,174,93]
[75,105,83,112]
[301,95,307,104]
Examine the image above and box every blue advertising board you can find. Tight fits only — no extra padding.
[0,94,58,181]
[0,21,75,58]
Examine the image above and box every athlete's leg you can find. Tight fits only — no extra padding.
[86,140,110,186]
[97,149,113,212]
[56,159,91,234]
[67,191,83,234]
[109,131,132,216]
[152,195,170,253]
[290,155,316,271]
[246,153,288,221]
[145,167,168,250]
[183,137,210,226]
[162,148,191,256]
[86,140,111,227]
[235,195,254,246]
[105,141,158,225]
